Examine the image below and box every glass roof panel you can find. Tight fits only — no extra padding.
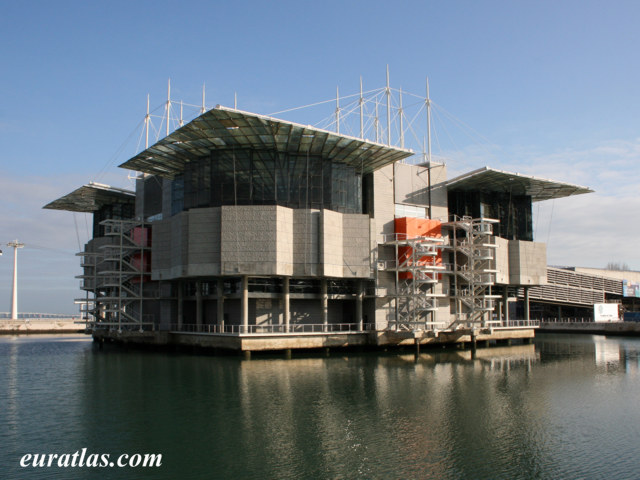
[119,106,413,178]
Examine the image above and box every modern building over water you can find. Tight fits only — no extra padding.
[46,85,627,352]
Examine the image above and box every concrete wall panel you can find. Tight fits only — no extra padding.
[321,209,343,277]
[276,206,294,276]
[292,209,320,276]
[394,163,431,206]
[508,240,547,285]
[221,206,278,275]
[494,236,510,284]
[342,213,371,277]
[373,164,395,243]
[151,212,188,280]
[187,207,221,276]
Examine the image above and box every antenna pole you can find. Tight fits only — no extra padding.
[426,77,432,164]
[145,94,150,149]
[399,87,404,149]
[180,100,184,127]
[336,86,340,134]
[7,240,24,320]
[234,92,237,110]
[426,77,433,218]
[375,101,379,143]
[359,77,364,139]
[201,83,206,114]
[386,65,391,146]
[423,136,427,163]
[166,78,171,137]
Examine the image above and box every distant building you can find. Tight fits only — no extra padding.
[46,104,614,351]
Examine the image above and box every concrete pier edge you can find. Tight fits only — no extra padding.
[90,327,537,354]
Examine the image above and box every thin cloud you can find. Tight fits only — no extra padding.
[1,136,638,314]
[441,138,640,270]
[0,171,132,313]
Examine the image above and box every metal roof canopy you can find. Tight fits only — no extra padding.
[446,167,593,202]
[119,106,414,178]
[43,182,135,213]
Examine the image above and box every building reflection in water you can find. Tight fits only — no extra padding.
[74,334,640,479]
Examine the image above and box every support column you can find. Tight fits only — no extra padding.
[503,287,509,325]
[217,278,224,332]
[321,278,328,331]
[557,305,562,322]
[242,275,249,333]
[283,277,290,333]
[356,280,364,331]
[524,286,530,322]
[196,280,203,331]
[177,281,183,330]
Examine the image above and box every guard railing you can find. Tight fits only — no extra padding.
[169,323,370,335]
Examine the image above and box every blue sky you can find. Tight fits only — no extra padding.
[1,0,639,314]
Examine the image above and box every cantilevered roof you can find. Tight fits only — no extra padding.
[119,106,414,178]
[446,167,593,202]
[43,182,135,213]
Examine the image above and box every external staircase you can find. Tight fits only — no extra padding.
[75,219,154,331]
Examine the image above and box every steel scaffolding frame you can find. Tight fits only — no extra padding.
[443,216,500,329]
[75,219,154,331]
[381,233,445,332]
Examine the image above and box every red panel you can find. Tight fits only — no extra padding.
[132,227,152,247]
[130,226,152,283]
[394,217,442,279]
[130,252,151,283]
[130,252,151,272]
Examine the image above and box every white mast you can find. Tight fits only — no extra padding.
[386,65,391,146]
[399,87,404,149]
[201,83,206,114]
[423,136,427,163]
[426,77,433,218]
[145,94,150,149]
[166,78,171,137]
[335,86,340,134]
[375,101,379,143]
[179,100,184,127]
[359,77,364,139]
[426,77,432,164]
[7,240,24,320]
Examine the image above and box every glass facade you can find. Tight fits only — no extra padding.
[93,202,135,237]
[177,148,362,214]
[448,190,533,241]
[142,176,163,219]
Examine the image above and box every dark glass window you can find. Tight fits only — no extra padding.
[171,176,184,215]
[448,190,533,241]
[93,201,135,237]
[178,148,361,214]
[142,176,163,218]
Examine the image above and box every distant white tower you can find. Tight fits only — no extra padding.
[7,240,24,320]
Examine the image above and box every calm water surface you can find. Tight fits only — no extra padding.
[1,333,639,479]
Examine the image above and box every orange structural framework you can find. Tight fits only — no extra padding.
[394,217,443,280]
